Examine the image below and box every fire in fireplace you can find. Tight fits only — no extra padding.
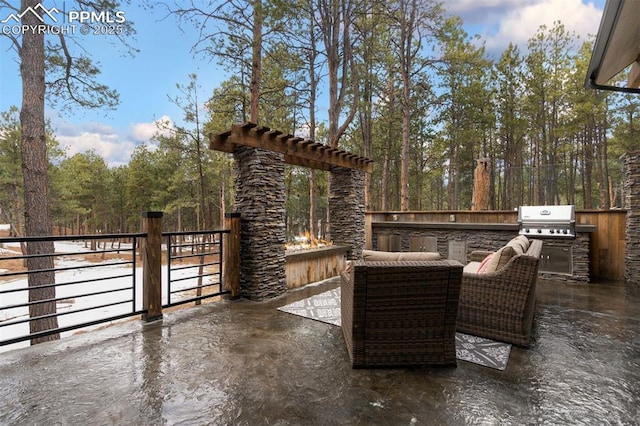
[285,230,332,252]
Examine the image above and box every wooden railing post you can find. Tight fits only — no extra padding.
[224,212,241,299]
[142,211,163,321]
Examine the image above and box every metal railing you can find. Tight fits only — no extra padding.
[0,223,233,350]
[0,233,143,348]
[163,230,228,308]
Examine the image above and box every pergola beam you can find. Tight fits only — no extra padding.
[210,122,373,173]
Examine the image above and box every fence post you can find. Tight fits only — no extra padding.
[142,211,163,321]
[224,212,241,299]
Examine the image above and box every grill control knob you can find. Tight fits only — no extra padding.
[537,229,542,233]
[549,229,555,234]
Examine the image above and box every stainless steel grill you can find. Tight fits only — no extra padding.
[518,205,575,238]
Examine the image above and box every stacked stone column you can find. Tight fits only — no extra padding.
[624,150,640,284]
[328,166,366,260]
[233,146,287,300]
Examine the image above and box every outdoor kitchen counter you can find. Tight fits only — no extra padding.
[372,221,520,230]
[371,221,596,233]
[369,221,596,283]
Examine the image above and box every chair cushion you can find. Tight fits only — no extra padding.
[506,235,530,255]
[463,261,481,273]
[396,252,442,261]
[482,245,516,273]
[477,253,494,273]
[362,250,441,261]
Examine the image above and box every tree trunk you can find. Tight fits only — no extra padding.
[358,8,374,212]
[471,158,491,210]
[250,0,263,124]
[307,6,319,240]
[381,123,393,211]
[195,119,209,230]
[398,0,416,211]
[20,0,59,344]
[600,111,611,208]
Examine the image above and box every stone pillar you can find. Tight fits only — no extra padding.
[233,146,287,300]
[624,150,640,284]
[328,166,366,260]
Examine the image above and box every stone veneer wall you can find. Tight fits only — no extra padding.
[233,146,287,300]
[371,225,591,283]
[328,166,365,260]
[624,150,640,284]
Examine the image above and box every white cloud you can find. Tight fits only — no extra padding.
[488,0,602,50]
[130,115,174,142]
[446,0,537,17]
[55,124,136,167]
[445,0,603,56]
[49,114,177,167]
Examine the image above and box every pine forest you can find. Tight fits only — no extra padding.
[2,1,639,238]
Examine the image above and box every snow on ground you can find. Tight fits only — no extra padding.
[0,246,17,273]
[0,239,219,353]
[0,247,19,255]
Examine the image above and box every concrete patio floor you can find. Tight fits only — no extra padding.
[1,277,639,425]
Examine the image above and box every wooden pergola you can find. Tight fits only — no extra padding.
[209,122,373,173]
[209,121,370,299]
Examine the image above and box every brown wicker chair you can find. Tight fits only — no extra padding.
[457,239,543,347]
[340,260,463,368]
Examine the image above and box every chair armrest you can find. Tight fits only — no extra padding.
[469,250,493,262]
[462,253,539,298]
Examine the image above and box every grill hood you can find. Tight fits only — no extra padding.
[518,205,576,238]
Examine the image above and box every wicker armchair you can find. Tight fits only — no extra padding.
[457,239,543,347]
[340,260,463,368]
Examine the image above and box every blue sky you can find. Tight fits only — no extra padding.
[0,0,606,166]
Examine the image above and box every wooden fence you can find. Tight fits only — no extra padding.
[365,210,627,281]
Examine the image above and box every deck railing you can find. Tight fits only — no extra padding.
[0,212,241,350]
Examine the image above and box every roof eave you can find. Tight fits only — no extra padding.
[585,0,640,94]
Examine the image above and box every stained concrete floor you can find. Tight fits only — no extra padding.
[1,277,639,425]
